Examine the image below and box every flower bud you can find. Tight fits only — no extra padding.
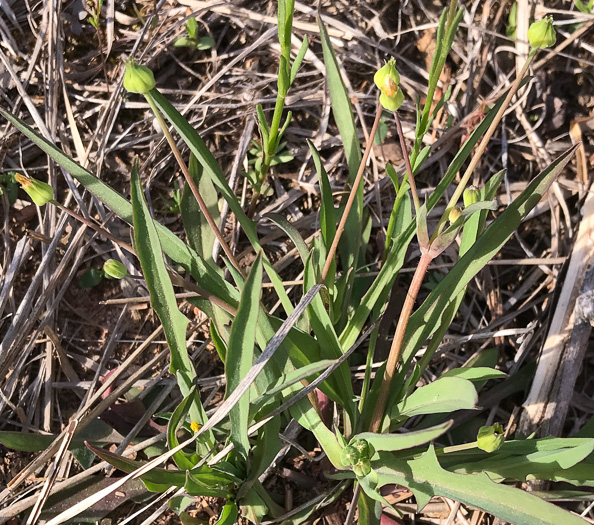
[375,58,404,111]
[528,17,556,49]
[380,89,405,112]
[463,186,480,207]
[14,173,53,206]
[190,421,201,432]
[103,259,128,279]
[374,58,400,95]
[123,59,156,94]
[448,206,462,224]
[351,439,375,460]
[477,423,505,452]
[340,445,361,467]
[352,458,371,477]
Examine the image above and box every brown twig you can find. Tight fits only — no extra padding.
[320,103,383,282]
[394,111,421,214]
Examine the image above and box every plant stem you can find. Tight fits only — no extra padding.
[394,111,421,214]
[320,103,383,282]
[431,48,537,241]
[369,251,433,432]
[52,200,134,254]
[95,25,110,96]
[144,92,244,276]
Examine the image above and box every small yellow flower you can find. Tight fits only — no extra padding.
[14,173,54,206]
[190,421,201,432]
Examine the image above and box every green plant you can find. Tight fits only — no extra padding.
[2,2,590,524]
[86,0,110,93]
[174,15,215,51]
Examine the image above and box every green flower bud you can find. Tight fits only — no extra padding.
[352,458,371,477]
[340,445,361,467]
[374,58,400,97]
[351,439,375,460]
[448,206,462,224]
[14,173,54,206]
[375,58,405,111]
[463,186,480,207]
[528,17,556,49]
[379,89,405,112]
[477,423,505,452]
[103,259,128,279]
[123,59,156,94]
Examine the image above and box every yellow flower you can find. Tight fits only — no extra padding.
[190,421,201,432]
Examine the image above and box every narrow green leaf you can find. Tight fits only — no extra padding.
[354,420,452,453]
[215,502,238,525]
[401,145,579,371]
[441,367,507,382]
[131,162,208,431]
[225,252,263,460]
[181,154,220,266]
[317,16,360,179]
[149,89,294,314]
[0,107,238,307]
[290,36,309,85]
[266,213,309,264]
[85,442,234,496]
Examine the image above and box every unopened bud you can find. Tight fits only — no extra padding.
[463,186,480,206]
[477,423,505,452]
[528,17,556,49]
[190,421,201,432]
[340,445,360,467]
[352,458,371,477]
[103,259,128,279]
[351,439,376,460]
[448,206,462,224]
[14,174,53,206]
[375,58,404,111]
[123,59,156,94]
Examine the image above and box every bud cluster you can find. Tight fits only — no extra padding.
[340,438,376,477]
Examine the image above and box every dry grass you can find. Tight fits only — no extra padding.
[0,0,593,523]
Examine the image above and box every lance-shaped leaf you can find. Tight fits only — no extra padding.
[401,145,579,371]
[225,252,263,461]
[131,162,211,438]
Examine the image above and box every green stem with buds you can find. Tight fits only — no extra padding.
[431,48,537,241]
